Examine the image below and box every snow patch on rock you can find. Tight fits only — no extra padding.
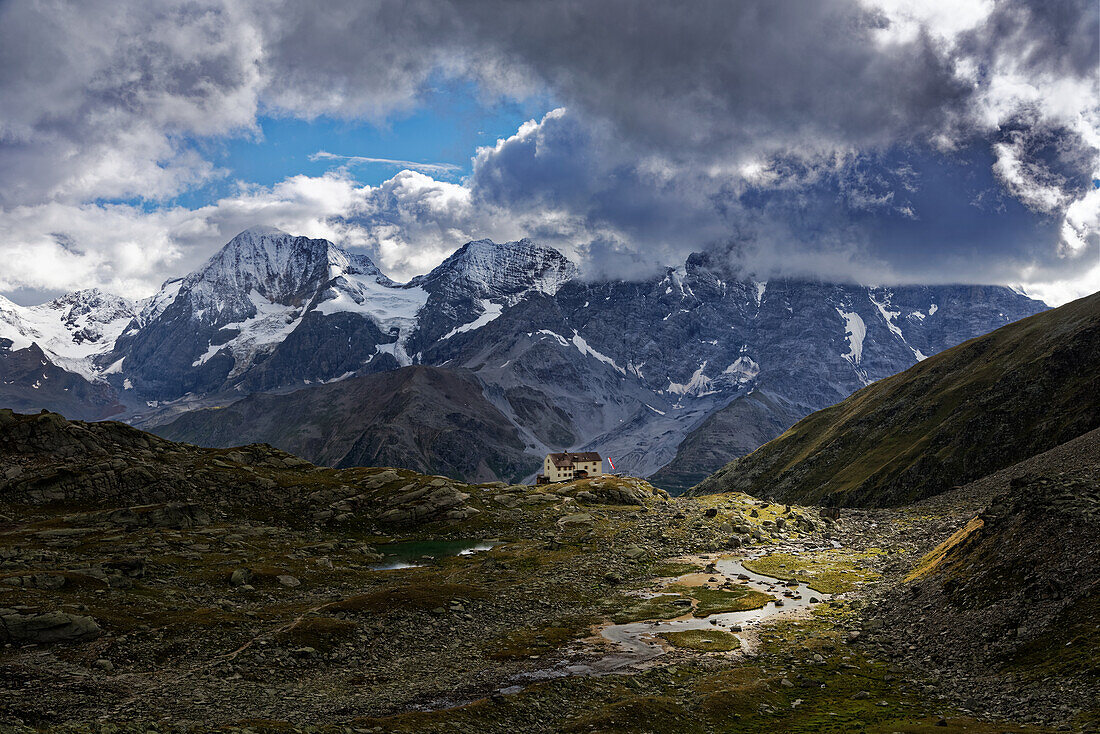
[572,331,627,375]
[836,308,866,365]
[442,299,504,340]
[754,281,767,306]
[191,290,304,373]
[667,362,716,397]
[723,355,760,382]
[869,291,904,339]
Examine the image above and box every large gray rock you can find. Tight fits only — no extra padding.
[230,567,253,586]
[376,481,475,525]
[0,611,102,644]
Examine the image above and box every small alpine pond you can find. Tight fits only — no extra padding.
[369,539,496,570]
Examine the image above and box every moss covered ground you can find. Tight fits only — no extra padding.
[742,548,882,594]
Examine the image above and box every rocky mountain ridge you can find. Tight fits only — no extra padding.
[155,365,540,483]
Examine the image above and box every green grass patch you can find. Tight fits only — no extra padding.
[646,561,702,578]
[607,594,691,624]
[676,585,773,617]
[743,550,880,594]
[905,516,985,582]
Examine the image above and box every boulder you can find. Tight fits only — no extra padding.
[103,557,145,578]
[106,502,210,529]
[230,568,254,586]
[148,502,210,528]
[0,611,101,644]
[31,573,66,590]
[377,508,411,524]
[558,513,595,527]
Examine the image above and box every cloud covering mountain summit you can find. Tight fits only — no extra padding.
[0,0,1096,304]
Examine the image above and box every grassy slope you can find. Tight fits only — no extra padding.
[692,292,1100,507]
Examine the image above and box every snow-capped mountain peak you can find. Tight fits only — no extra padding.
[415,237,577,305]
[0,288,137,379]
[237,224,289,238]
[46,289,135,334]
[101,227,439,387]
[183,229,336,319]
[135,278,184,326]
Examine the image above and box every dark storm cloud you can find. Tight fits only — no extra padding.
[252,0,1098,287]
[711,144,1083,285]
[257,0,978,161]
[961,0,1099,80]
[256,2,466,119]
[459,0,973,159]
[0,0,1096,300]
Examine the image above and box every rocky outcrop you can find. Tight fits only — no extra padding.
[0,610,101,644]
[550,476,671,506]
[103,502,211,529]
[864,427,1100,723]
[376,477,479,524]
[0,407,515,532]
[0,408,310,512]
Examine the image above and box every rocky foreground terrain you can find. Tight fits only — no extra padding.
[0,407,1096,733]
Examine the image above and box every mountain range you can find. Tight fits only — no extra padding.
[0,227,1047,486]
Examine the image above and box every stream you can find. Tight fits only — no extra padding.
[512,553,831,686]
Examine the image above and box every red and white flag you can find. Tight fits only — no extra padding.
[607,457,616,471]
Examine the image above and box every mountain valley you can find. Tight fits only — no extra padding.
[0,405,1095,730]
[0,292,1097,731]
